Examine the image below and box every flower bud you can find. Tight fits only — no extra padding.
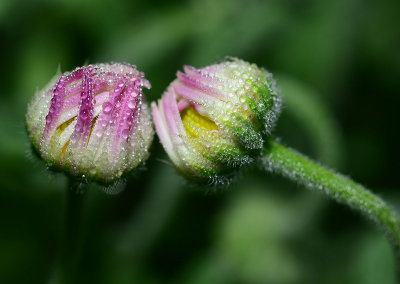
[152,58,281,183]
[26,63,154,184]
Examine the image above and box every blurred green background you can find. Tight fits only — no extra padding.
[1,0,400,283]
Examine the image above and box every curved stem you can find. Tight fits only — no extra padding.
[262,139,400,256]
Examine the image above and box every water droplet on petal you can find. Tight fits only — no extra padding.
[128,100,135,109]
[80,110,88,120]
[103,102,112,113]
[122,129,130,139]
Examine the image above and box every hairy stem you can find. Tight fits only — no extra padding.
[262,139,400,256]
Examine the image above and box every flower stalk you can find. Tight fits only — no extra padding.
[262,138,400,254]
[58,179,87,284]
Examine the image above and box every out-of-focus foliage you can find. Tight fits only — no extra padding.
[0,0,399,283]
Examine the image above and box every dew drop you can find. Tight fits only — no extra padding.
[122,129,130,139]
[70,134,77,143]
[103,102,112,113]
[80,110,88,120]
[128,100,135,109]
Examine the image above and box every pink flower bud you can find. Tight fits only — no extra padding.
[152,58,281,183]
[26,63,154,184]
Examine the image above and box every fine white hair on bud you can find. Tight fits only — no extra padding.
[152,57,281,183]
[26,62,154,184]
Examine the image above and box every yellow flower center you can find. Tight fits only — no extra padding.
[180,105,218,138]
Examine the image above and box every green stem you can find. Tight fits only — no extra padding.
[262,139,400,256]
[58,179,87,284]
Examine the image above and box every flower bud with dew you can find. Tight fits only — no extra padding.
[153,58,400,264]
[26,63,154,184]
[151,58,281,184]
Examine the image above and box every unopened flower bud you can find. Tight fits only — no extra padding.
[26,63,154,184]
[152,58,281,183]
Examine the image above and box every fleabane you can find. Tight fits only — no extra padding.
[26,63,154,184]
[152,58,281,183]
